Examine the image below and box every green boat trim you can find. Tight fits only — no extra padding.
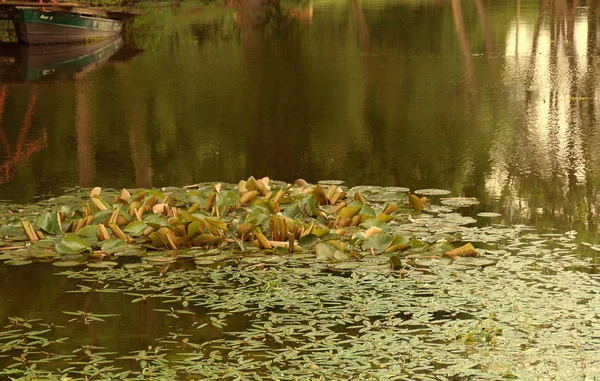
[13,7,122,44]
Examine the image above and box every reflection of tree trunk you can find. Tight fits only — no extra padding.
[516,0,520,56]
[235,0,281,62]
[15,88,38,161]
[565,0,582,225]
[137,298,157,348]
[83,292,100,347]
[523,0,546,105]
[76,83,94,188]
[587,0,598,56]
[350,0,370,53]
[0,85,10,156]
[586,0,598,230]
[128,109,152,189]
[474,0,493,55]
[451,0,478,114]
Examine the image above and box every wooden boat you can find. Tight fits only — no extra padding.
[13,6,123,44]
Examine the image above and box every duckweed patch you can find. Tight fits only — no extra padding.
[0,178,598,379]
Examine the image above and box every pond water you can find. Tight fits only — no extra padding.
[1,0,600,379]
[0,0,599,235]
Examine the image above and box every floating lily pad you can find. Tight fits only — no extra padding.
[195,259,216,265]
[52,261,84,267]
[123,221,149,236]
[101,239,127,253]
[0,253,16,261]
[4,259,32,266]
[413,256,453,267]
[87,261,119,268]
[145,256,176,263]
[123,263,153,270]
[56,234,92,255]
[414,189,452,196]
[453,256,498,267]
[477,212,502,218]
[440,197,480,207]
[318,180,345,186]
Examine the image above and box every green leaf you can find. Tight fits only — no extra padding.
[358,204,376,216]
[360,218,391,232]
[299,195,319,217]
[101,239,127,253]
[216,190,240,216]
[363,234,394,253]
[315,242,335,260]
[123,221,148,236]
[36,212,62,235]
[93,210,113,224]
[187,221,202,237]
[298,234,319,249]
[143,213,170,229]
[77,225,98,238]
[56,234,92,255]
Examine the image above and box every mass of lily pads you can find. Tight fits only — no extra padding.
[0,178,598,380]
[0,177,492,268]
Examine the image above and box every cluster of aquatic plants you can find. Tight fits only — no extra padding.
[1,179,598,380]
[0,177,494,269]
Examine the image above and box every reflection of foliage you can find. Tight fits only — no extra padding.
[0,20,16,43]
[1,0,600,240]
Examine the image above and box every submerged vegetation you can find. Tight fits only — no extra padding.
[0,178,598,379]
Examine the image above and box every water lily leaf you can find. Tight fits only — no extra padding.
[318,180,345,186]
[441,197,480,207]
[311,225,330,237]
[187,221,202,237]
[56,234,92,255]
[376,213,393,223]
[192,234,219,246]
[204,217,227,232]
[428,242,455,253]
[101,239,127,253]
[413,256,453,267]
[299,194,320,217]
[360,218,390,232]
[123,221,148,236]
[389,255,402,269]
[333,250,349,261]
[363,234,394,253]
[52,261,83,267]
[338,204,362,219]
[315,242,335,260]
[385,235,410,252]
[358,204,376,216]
[298,234,319,249]
[4,260,32,266]
[145,256,176,263]
[215,190,240,216]
[93,210,113,224]
[414,189,451,196]
[143,213,170,229]
[453,257,497,267]
[409,193,424,211]
[444,243,477,258]
[88,261,118,268]
[477,212,502,218]
[77,225,98,238]
[36,212,62,235]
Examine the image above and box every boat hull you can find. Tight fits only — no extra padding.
[13,7,122,44]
